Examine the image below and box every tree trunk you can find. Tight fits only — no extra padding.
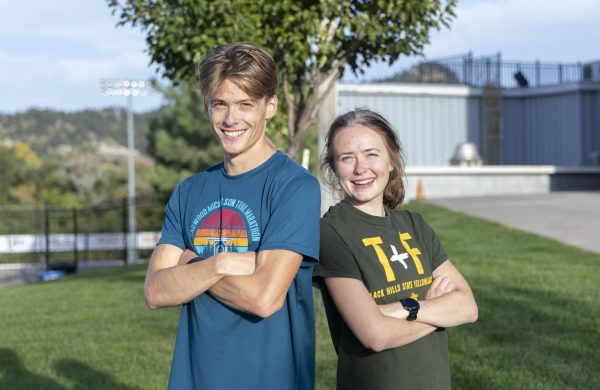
[285,67,342,160]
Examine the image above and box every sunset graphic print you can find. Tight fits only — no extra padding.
[193,208,250,257]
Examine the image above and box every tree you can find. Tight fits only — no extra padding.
[0,141,43,206]
[0,143,21,204]
[53,143,156,204]
[146,81,223,193]
[57,145,107,199]
[108,0,457,158]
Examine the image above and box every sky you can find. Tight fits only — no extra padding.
[1,0,599,114]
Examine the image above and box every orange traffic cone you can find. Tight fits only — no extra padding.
[416,179,425,201]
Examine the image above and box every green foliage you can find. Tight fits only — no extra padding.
[0,107,162,207]
[0,144,20,203]
[300,125,320,174]
[108,0,457,158]
[0,139,155,208]
[37,185,80,209]
[0,142,53,206]
[146,81,222,194]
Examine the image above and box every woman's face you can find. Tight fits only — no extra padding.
[332,124,393,216]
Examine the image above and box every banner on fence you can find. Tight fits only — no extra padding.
[0,232,161,253]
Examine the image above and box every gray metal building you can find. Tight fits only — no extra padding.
[502,84,600,166]
[334,82,600,167]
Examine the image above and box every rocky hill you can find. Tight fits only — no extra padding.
[0,107,163,156]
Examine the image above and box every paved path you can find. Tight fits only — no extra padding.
[429,191,600,254]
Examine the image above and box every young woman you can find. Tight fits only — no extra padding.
[314,108,478,390]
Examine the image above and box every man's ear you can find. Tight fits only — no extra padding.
[265,95,278,120]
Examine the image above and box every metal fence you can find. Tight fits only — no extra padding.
[413,53,584,89]
[0,193,167,269]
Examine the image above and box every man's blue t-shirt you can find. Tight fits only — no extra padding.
[157,151,320,390]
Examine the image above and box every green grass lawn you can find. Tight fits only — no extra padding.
[1,201,598,389]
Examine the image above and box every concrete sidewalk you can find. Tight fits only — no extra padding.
[428,191,600,254]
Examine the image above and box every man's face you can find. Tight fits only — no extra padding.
[206,79,277,162]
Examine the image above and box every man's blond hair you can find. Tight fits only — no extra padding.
[197,42,277,102]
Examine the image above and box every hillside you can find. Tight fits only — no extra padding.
[0,107,164,156]
[0,107,164,207]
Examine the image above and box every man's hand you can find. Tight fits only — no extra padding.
[145,245,258,309]
[178,249,256,277]
[214,251,257,277]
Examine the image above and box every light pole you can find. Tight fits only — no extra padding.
[100,79,149,264]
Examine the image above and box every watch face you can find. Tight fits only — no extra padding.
[402,298,420,311]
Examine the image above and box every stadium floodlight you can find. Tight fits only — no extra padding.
[100,79,150,265]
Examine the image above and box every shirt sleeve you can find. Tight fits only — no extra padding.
[313,221,363,281]
[259,173,321,262]
[156,181,187,250]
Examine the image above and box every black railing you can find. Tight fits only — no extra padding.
[411,53,584,88]
[0,193,167,267]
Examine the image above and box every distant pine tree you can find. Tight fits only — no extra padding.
[146,81,222,194]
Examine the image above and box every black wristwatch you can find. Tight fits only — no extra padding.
[400,298,420,321]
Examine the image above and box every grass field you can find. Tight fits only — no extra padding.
[1,202,598,389]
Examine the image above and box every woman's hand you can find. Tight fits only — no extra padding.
[426,275,454,300]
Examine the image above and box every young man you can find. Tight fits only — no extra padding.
[144,43,320,390]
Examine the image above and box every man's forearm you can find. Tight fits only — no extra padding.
[209,270,290,318]
[208,249,302,318]
[145,248,256,309]
[209,275,262,314]
[145,257,223,309]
